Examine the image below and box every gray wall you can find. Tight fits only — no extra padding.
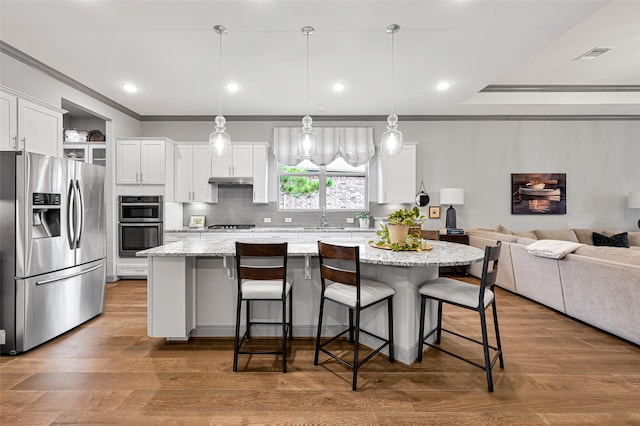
[142,119,640,232]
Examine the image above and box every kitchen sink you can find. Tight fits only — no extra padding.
[302,227,346,231]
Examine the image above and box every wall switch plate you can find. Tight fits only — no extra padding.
[346,218,354,224]
[284,217,293,223]
[0,330,5,345]
[263,217,271,223]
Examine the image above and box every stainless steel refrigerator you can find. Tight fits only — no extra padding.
[1,151,106,355]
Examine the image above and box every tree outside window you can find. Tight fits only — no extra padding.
[278,157,367,211]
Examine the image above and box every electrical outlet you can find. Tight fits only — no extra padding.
[0,330,5,345]
[284,217,293,223]
[346,218,354,224]
[263,217,272,223]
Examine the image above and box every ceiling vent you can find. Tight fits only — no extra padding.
[572,47,612,61]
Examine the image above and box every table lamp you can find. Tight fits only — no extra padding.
[440,188,464,229]
[629,191,640,229]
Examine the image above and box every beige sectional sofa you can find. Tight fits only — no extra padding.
[466,227,640,345]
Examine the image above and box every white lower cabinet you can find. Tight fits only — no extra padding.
[164,232,201,243]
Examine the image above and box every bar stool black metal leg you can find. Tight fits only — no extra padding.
[314,294,325,366]
[436,301,443,344]
[417,295,426,363]
[387,297,395,363]
[352,307,361,391]
[479,309,494,392]
[288,287,293,340]
[348,309,354,342]
[282,294,287,373]
[492,301,504,368]
[233,295,242,372]
[246,300,251,341]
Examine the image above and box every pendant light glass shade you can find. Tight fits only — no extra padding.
[209,24,231,158]
[381,113,403,155]
[209,115,231,157]
[381,24,403,156]
[297,26,318,160]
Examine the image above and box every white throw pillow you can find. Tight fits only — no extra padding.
[527,239,585,259]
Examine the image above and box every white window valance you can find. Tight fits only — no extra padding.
[273,127,375,167]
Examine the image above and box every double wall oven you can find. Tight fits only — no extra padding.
[118,196,163,257]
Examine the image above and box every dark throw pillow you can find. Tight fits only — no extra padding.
[592,232,630,248]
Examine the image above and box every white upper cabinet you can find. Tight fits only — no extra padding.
[174,144,215,202]
[210,144,253,178]
[1,88,63,157]
[117,138,166,185]
[252,143,269,204]
[377,142,417,204]
[0,90,18,151]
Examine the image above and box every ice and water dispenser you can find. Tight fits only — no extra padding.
[32,193,61,239]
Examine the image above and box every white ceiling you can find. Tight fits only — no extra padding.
[1,0,639,118]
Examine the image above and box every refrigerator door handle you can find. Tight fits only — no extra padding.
[66,179,76,249]
[35,264,103,286]
[75,180,84,247]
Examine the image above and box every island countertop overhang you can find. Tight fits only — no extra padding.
[137,238,484,268]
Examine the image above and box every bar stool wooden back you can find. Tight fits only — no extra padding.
[234,242,292,373]
[315,241,395,391]
[417,241,504,392]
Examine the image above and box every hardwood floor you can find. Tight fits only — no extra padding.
[2,278,639,425]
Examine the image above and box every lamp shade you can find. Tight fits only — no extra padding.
[440,188,464,205]
[629,191,640,208]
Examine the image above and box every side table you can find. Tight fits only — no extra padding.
[438,233,469,275]
[438,233,469,245]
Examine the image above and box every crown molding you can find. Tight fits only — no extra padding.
[1,41,141,120]
[482,84,640,92]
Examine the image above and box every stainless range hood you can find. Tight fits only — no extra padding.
[208,176,253,185]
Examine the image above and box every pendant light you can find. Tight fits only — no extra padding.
[297,26,318,160]
[209,24,231,157]
[380,24,403,156]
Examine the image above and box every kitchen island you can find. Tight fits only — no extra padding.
[138,237,484,364]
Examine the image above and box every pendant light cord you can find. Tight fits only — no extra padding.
[305,29,310,117]
[390,29,395,115]
[218,29,223,117]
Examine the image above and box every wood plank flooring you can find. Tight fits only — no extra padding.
[1,278,639,425]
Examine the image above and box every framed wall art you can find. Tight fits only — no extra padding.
[189,215,206,228]
[511,173,566,215]
[428,206,441,219]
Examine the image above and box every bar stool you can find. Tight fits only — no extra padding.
[417,241,504,392]
[314,241,395,391]
[233,242,292,373]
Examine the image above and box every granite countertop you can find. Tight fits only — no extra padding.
[137,237,484,267]
[165,227,377,233]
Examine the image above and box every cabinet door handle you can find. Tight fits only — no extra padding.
[140,173,143,183]
[136,172,139,183]
[11,135,17,149]
[20,137,26,150]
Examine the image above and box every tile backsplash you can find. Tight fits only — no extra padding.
[181,185,414,228]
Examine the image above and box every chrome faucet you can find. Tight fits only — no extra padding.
[320,208,329,228]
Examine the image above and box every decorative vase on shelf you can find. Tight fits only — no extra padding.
[359,218,371,229]
[387,224,409,244]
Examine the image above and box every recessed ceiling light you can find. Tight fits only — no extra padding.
[437,81,451,91]
[121,83,138,93]
[225,82,240,93]
[332,82,346,92]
